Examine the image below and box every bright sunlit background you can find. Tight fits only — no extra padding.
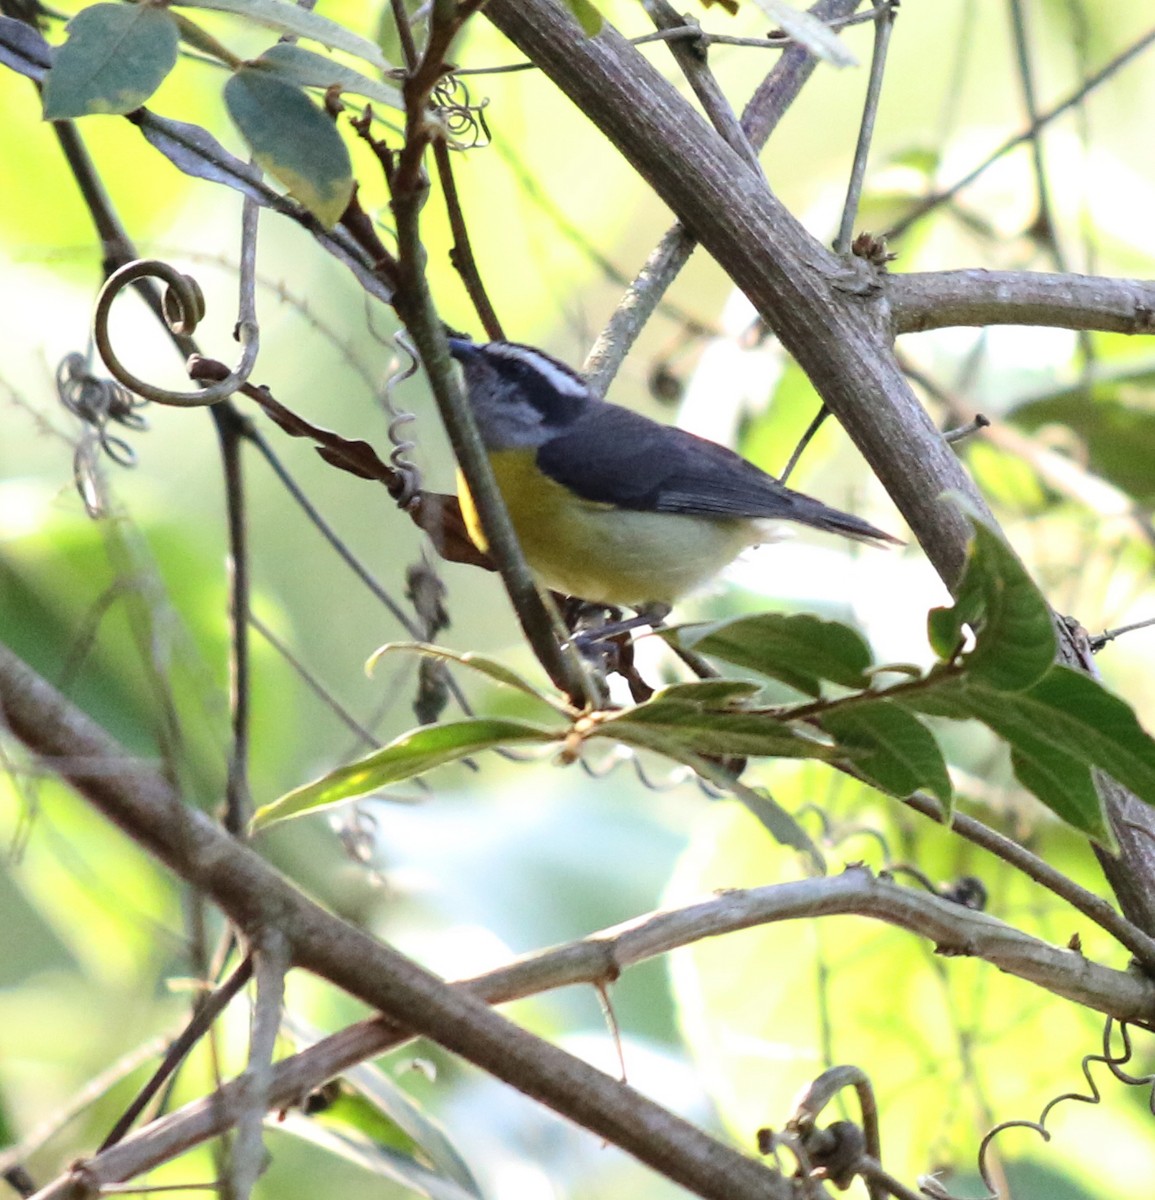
[3,1,1155,1197]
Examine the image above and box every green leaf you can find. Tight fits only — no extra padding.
[338,1071,480,1197]
[224,67,353,227]
[42,3,179,119]
[308,1090,419,1155]
[597,698,839,760]
[819,700,952,805]
[254,43,403,111]
[368,642,573,715]
[926,591,979,661]
[251,718,558,830]
[724,774,824,869]
[283,1015,481,1196]
[592,687,825,865]
[274,1112,480,1200]
[962,523,1056,690]
[970,667,1155,810]
[561,0,604,35]
[591,719,823,867]
[670,613,874,697]
[901,666,1155,840]
[890,678,968,720]
[650,679,765,707]
[928,514,1055,690]
[172,0,388,68]
[1008,740,1113,846]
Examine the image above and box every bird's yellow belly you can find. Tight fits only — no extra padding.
[457,450,759,608]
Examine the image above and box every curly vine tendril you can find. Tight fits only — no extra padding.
[93,258,259,408]
[971,1016,1155,1200]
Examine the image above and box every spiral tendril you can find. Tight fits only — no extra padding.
[378,329,423,507]
[56,349,149,517]
[432,75,491,150]
[93,258,258,407]
[955,1016,1155,1200]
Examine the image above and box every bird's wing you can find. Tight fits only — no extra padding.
[536,403,898,544]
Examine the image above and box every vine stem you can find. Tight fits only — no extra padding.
[388,3,592,702]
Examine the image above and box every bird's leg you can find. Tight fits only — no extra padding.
[559,597,616,638]
[556,600,660,702]
[570,603,671,648]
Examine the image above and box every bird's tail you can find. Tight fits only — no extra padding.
[779,492,902,546]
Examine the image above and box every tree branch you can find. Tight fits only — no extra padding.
[389,4,590,703]
[584,0,863,392]
[32,865,1155,1190]
[889,269,1155,336]
[479,0,1155,943]
[227,932,287,1200]
[0,641,789,1200]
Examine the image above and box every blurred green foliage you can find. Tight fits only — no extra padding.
[3,0,1155,1198]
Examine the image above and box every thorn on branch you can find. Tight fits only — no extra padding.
[943,413,990,444]
[1089,615,1155,652]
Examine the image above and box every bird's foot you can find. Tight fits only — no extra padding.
[569,603,670,649]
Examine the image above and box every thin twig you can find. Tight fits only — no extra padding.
[741,0,866,150]
[389,4,591,702]
[642,0,761,171]
[456,8,887,74]
[1006,0,1065,268]
[856,1157,925,1200]
[228,933,288,1200]
[779,404,830,483]
[898,355,1155,550]
[248,614,382,750]
[1089,617,1155,652]
[942,413,989,444]
[390,0,418,71]
[583,0,863,393]
[902,790,1155,971]
[243,426,428,637]
[97,958,255,1152]
[432,137,504,339]
[221,198,262,835]
[100,1185,220,1195]
[50,114,267,840]
[834,0,896,254]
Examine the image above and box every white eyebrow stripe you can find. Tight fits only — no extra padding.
[491,343,589,398]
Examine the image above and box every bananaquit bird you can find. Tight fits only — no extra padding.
[448,338,898,616]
